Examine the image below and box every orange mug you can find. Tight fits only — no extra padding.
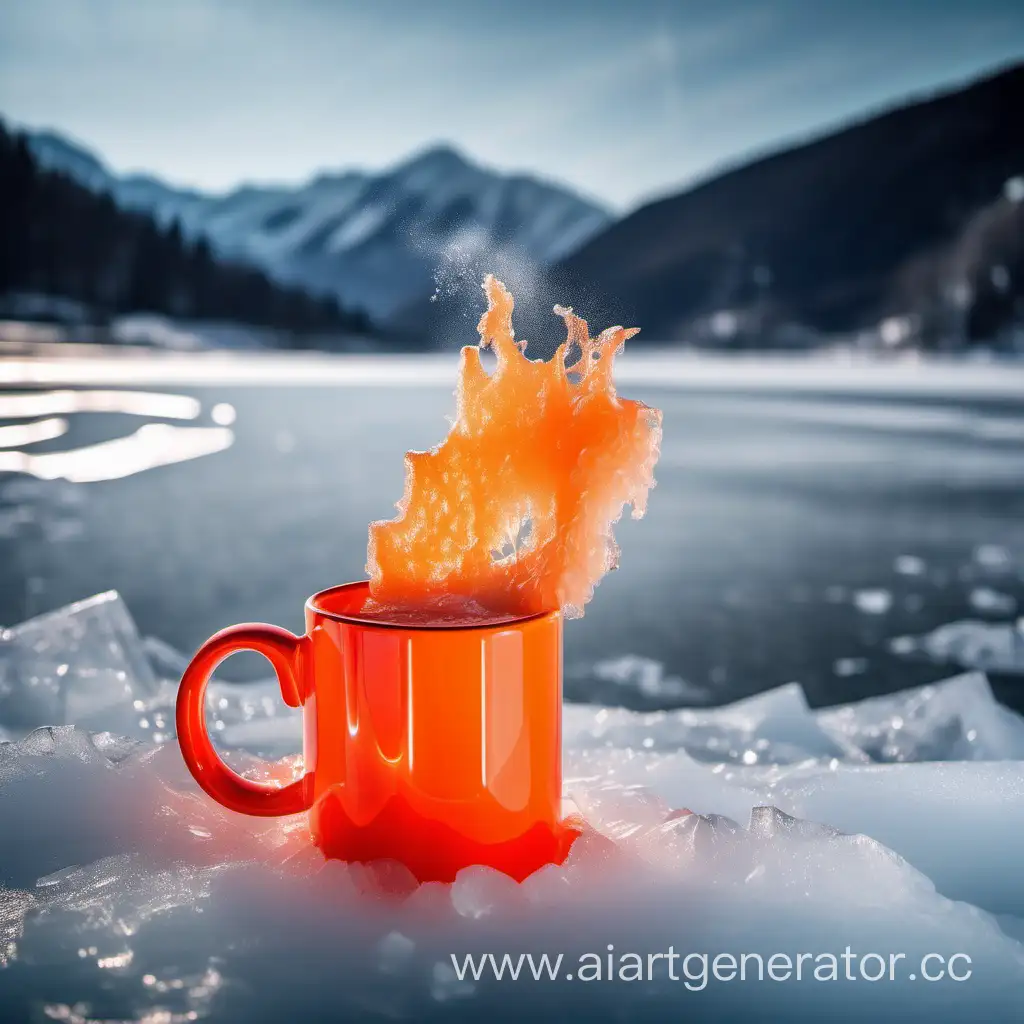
[176,581,577,882]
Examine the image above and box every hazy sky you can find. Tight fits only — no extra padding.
[2,0,1022,209]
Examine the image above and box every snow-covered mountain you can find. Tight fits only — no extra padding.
[26,132,611,321]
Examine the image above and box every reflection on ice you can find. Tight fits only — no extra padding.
[0,417,68,449]
[0,389,233,483]
[0,390,201,421]
[210,402,236,426]
[2,592,1024,1021]
[0,423,234,483]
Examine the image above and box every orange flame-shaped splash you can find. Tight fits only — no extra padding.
[366,276,662,619]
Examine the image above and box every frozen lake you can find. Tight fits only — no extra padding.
[2,350,1024,1023]
[1,350,1023,711]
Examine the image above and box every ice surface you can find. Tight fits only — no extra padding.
[0,592,159,738]
[974,544,1013,570]
[894,554,926,576]
[891,619,1024,675]
[852,588,893,615]
[607,669,1024,767]
[969,587,1018,615]
[565,655,710,707]
[833,656,868,677]
[564,683,861,765]
[2,595,1024,1021]
[815,672,1024,762]
[141,634,191,682]
[0,595,302,757]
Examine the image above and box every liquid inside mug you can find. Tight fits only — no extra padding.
[176,581,578,882]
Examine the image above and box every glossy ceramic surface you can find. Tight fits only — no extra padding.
[176,581,576,881]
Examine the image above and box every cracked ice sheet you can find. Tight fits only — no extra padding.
[0,730,1023,1023]
[2,596,1024,1020]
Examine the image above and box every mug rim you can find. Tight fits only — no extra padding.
[306,581,557,632]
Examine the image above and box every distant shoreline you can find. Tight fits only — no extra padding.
[2,343,1023,398]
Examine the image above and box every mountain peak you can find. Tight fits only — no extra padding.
[388,143,477,192]
[19,126,611,322]
[397,143,470,173]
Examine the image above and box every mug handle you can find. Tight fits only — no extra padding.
[176,623,312,816]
